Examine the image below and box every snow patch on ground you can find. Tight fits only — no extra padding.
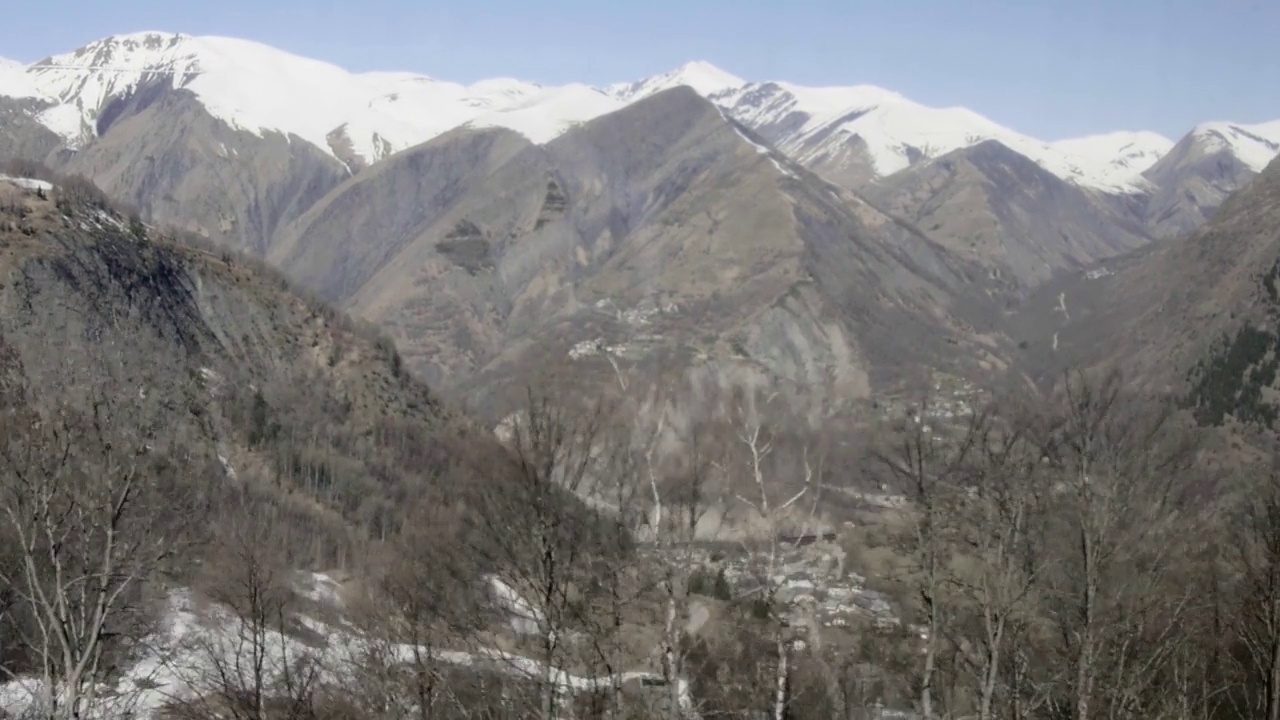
[298,571,345,608]
[0,585,697,719]
[726,120,800,179]
[0,174,53,191]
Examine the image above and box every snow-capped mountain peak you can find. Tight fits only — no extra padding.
[0,56,46,100]
[1045,131,1175,188]
[12,32,626,163]
[2,33,1276,194]
[606,60,746,103]
[599,62,1181,192]
[1188,120,1280,172]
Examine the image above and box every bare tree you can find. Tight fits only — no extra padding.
[1228,450,1280,720]
[167,494,321,720]
[875,392,980,720]
[715,387,825,720]
[338,491,481,720]
[944,401,1048,720]
[1034,368,1198,720]
[0,343,189,720]
[465,383,620,719]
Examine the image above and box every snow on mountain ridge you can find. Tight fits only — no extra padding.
[1188,120,1280,172]
[0,56,46,100]
[466,83,625,143]
[608,65,1186,192]
[606,60,746,103]
[18,32,620,163]
[6,33,1276,192]
[707,79,1174,193]
[1048,131,1175,185]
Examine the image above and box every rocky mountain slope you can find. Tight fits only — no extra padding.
[0,175,916,720]
[3,34,1276,261]
[271,87,1007,412]
[0,171,465,547]
[1141,119,1280,239]
[0,174,716,720]
[612,66,1175,194]
[1005,153,1280,427]
[3,31,1279,412]
[864,140,1153,288]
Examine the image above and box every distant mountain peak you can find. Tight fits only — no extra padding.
[4,32,1279,198]
[1188,120,1280,172]
[14,32,628,164]
[605,60,746,103]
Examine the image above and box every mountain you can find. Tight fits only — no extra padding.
[864,140,1153,288]
[1006,153,1280,427]
[52,79,352,254]
[20,32,625,166]
[0,174,693,719]
[0,56,62,161]
[7,33,1269,204]
[4,33,1277,264]
[0,169,455,487]
[610,71,1176,194]
[5,31,1280,409]
[606,60,746,103]
[0,97,61,162]
[1141,119,1280,239]
[271,87,1005,412]
[0,33,636,254]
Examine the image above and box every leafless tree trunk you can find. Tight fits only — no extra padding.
[338,490,487,720]
[720,389,823,720]
[466,383,620,719]
[947,403,1048,720]
[1035,368,1197,720]
[1229,452,1280,720]
[167,496,319,720]
[876,394,979,720]
[0,344,187,720]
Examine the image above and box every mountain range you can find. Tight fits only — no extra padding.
[6,33,1277,193]
[10,27,1280,720]
[4,31,1280,412]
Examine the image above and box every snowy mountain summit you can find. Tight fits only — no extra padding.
[610,66,1177,193]
[0,32,1276,192]
[14,32,626,163]
[605,60,746,103]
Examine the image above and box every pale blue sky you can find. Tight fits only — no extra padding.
[1,0,1276,140]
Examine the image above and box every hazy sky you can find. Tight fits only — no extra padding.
[2,0,1277,140]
